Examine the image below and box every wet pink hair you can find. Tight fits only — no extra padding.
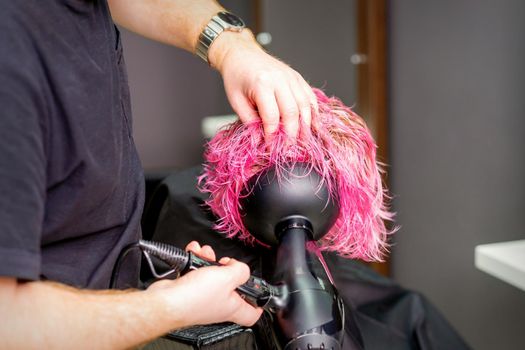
[200,89,394,261]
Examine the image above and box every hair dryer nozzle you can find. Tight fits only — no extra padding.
[240,163,340,246]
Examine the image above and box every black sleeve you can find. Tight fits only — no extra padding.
[0,5,47,280]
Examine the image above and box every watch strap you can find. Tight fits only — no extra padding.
[196,16,225,63]
[196,12,244,64]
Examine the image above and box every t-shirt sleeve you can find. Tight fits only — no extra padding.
[0,12,47,280]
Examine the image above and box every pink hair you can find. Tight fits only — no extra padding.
[199,88,395,261]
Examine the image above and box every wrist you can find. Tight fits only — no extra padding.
[208,29,261,72]
[146,281,192,329]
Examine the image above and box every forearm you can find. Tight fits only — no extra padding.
[107,0,261,70]
[108,0,317,139]
[1,278,184,350]
[108,0,223,55]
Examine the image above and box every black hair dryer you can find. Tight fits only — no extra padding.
[240,164,345,350]
[131,164,347,349]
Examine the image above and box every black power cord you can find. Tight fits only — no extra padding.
[109,242,140,289]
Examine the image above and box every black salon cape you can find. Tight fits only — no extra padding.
[142,167,470,350]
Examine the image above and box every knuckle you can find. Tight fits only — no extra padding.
[254,72,273,86]
[294,71,305,81]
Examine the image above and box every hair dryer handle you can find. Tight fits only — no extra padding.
[187,251,287,310]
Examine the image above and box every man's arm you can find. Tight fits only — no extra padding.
[0,244,261,350]
[108,0,318,139]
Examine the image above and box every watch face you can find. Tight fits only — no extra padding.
[218,11,245,28]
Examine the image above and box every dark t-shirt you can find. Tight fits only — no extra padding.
[0,0,144,289]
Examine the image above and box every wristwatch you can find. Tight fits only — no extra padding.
[196,11,246,64]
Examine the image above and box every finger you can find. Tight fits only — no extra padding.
[299,104,312,132]
[295,74,319,126]
[306,86,320,130]
[200,245,216,262]
[290,80,313,131]
[306,85,319,117]
[185,241,201,253]
[275,86,300,138]
[229,92,259,124]
[293,73,319,123]
[223,258,251,286]
[230,299,264,326]
[219,257,231,265]
[254,88,280,140]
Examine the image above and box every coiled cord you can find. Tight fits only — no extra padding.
[110,239,190,289]
[138,240,189,270]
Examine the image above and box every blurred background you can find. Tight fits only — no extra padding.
[120,1,525,349]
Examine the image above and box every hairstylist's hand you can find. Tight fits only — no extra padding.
[209,31,319,140]
[148,241,262,327]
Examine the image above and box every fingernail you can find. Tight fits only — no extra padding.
[219,257,231,264]
[186,241,200,252]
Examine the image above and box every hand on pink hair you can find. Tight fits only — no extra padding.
[209,30,318,140]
